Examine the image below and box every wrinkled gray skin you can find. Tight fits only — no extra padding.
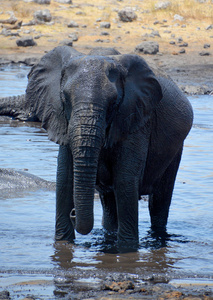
[0,168,55,198]
[0,47,193,250]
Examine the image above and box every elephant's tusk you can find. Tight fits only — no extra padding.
[70,208,76,228]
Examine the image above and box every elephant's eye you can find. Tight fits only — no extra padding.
[62,88,72,121]
[63,89,70,102]
[107,68,119,83]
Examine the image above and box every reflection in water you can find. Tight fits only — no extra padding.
[51,237,178,276]
[0,67,213,286]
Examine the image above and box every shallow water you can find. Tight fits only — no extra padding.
[0,66,212,296]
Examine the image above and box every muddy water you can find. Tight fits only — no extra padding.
[0,66,212,297]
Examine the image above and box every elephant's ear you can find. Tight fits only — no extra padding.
[26,46,83,145]
[106,54,163,147]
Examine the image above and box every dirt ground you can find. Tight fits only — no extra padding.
[0,0,213,94]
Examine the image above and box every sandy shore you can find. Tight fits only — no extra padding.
[0,273,213,300]
[0,0,213,95]
[0,47,213,95]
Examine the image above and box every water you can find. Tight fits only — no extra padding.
[0,66,212,296]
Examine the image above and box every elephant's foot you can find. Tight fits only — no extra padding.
[55,225,75,242]
[117,237,139,253]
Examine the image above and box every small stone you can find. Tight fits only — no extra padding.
[34,0,51,3]
[182,297,202,300]
[54,0,72,3]
[153,20,161,25]
[177,37,183,43]
[179,42,188,47]
[199,51,210,56]
[0,291,10,299]
[101,31,110,35]
[179,48,186,53]
[68,33,78,41]
[174,14,184,21]
[170,41,176,44]
[67,21,79,28]
[118,7,137,22]
[206,24,213,30]
[151,30,161,37]
[34,9,52,23]
[155,1,171,10]
[204,44,210,48]
[59,39,73,46]
[135,41,159,54]
[100,22,111,28]
[16,36,37,47]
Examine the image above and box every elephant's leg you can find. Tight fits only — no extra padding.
[114,135,149,250]
[100,191,118,232]
[115,176,139,249]
[55,145,75,241]
[149,146,183,232]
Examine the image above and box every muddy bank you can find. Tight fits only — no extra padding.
[1,272,213,300]
[0,50,213,95]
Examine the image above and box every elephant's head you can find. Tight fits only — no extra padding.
[26,46,162,235]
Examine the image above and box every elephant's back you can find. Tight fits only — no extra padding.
[156,76,193,140]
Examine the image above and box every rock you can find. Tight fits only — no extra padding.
[101,31,110,36]
[105,281,135,292]
[135,41,159,54]
[23,57,40,65]
[206,24,213,30]
[34,0,51,4]
[151,30,161,37]
[204,43,210,48]
[100,22,111,28]
[68,32,78,41]
[67,21,79,28]
[174,14,184,21]
[54,0,72,3]
[177,37,183,43]
[170,41,176,44]
[22,20,36,26]
[16,36,37,47]
[118,7,137,22]
[1,28,20,37]
[199,51,210,56]
[143,30,161,38]
[0,290,10,300]
[182,85,209,95]
[179,48,186,53]
[155,1,171,10]
[153,20,162,25]
[34,9,52,23]
[179,42,188,47]
[0,15,17,25]
[89,47,120,55]
[59,39,73,46]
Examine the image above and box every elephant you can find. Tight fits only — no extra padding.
[0,168,55,198]
[0,46,193,250]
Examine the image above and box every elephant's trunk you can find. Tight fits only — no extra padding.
[70,113,104,235]
[0,94,33,121]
